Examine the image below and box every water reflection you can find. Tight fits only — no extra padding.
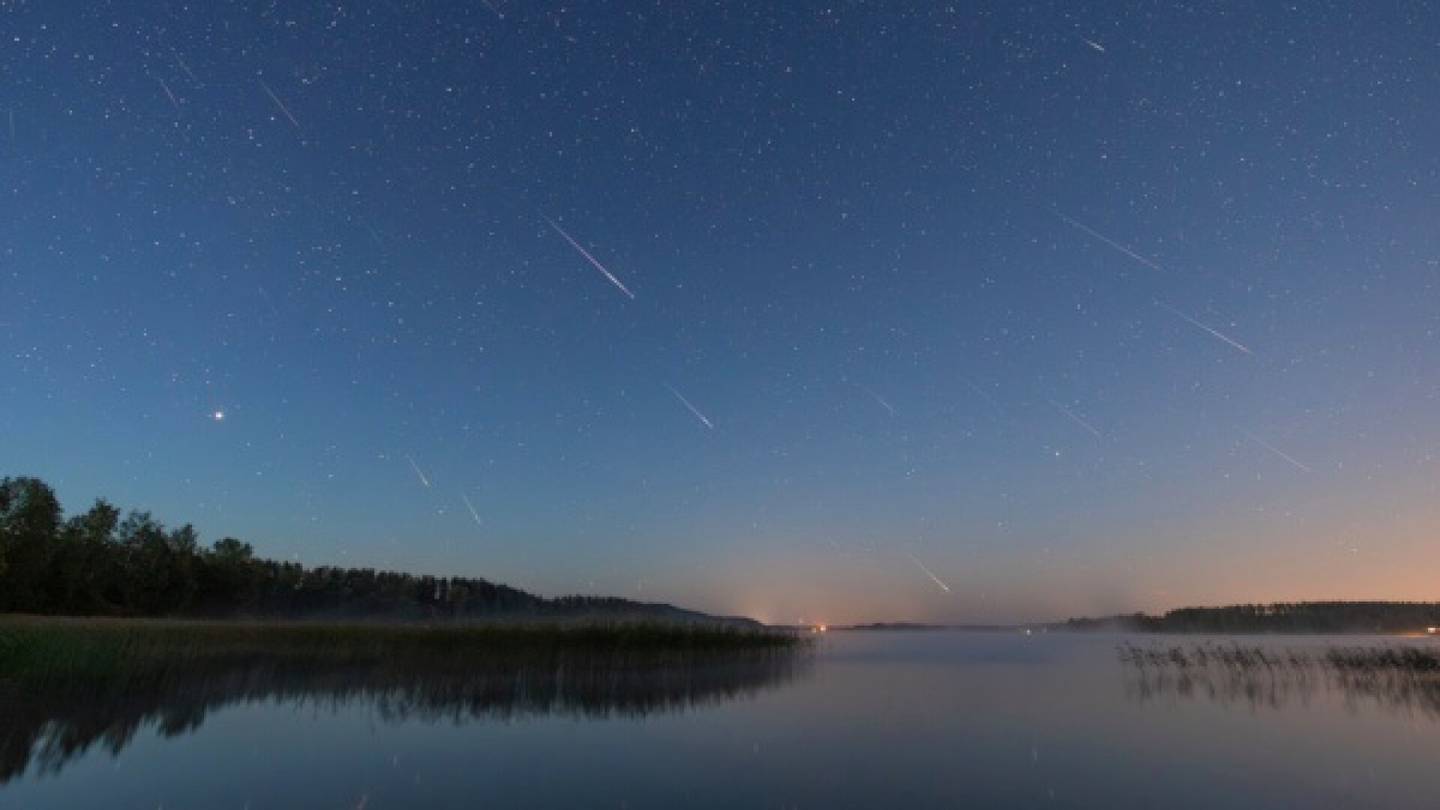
[0,647,809,785]
[1119,643,1440,720]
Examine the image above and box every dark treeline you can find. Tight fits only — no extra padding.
[1066,602,1440,634]
[0,476,730,623]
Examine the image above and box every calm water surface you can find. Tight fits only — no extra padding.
[6,631,1440,809]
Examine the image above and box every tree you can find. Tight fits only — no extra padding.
[49,499,121,614]
[165,524,201,613]
[0,477,63,612]
[199,537,257,614]
[116,511,173,615]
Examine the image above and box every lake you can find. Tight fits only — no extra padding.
[5,630,1440,808]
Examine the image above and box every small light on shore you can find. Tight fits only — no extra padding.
[1427,626,1437,635]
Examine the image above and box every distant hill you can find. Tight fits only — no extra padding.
[0,476,760,628]
[1061,602,1440,635]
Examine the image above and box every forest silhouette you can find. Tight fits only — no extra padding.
[0,476,741,623]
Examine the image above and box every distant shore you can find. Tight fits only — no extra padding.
[833,622,1017,633]
[829,602,1440,636]
[1060,602,1440,635]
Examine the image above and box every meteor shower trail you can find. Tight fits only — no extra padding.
[859,385,897,417]
[1047,399,1104,439]
[258,78,301,129]
[405,455,431,488]
[906,552,952,593]
[664,384,714,429]
[460,493,484,526]
[1241,429,1313,473]
[1155,301,1253,355]
[543,215,636,299]
[1055,212,1166,272]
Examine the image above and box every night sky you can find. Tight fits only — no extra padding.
[4,2,1438,624]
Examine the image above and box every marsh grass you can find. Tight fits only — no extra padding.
[0,615,810,784]
[0,614,804,683]
[1117,642,1440,674]
[1118,641,1440,718]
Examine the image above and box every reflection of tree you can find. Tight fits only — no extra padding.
[0,648,810,784]
[1118,643,1440,720]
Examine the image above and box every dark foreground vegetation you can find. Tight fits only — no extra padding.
[1118,641,1440,719]
[1119,642,1440,674]
[0,476,749,625]
[0,615,800,682]
[0,616,809,784]
[1066,601,1440,634]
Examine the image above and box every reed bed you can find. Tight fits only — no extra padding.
[1117,641,1440,674]
[0,615,809,784]
[0,615,805,683]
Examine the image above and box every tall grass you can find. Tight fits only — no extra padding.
[1117,641,1440,719]
[1117,642,1440,674]
[0,615,811,784]
[0,615,805,683]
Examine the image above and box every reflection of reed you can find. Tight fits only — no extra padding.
[0,647,811,785]
[1118,642,1440,719]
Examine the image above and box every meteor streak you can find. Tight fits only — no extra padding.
[542,215,636,299]
[1155,300,1253,355]
[906,552,952,593]
[960,376,1006,416]
[460,492,484,527]
[172,49,199,83]
[1047,399,1103,439]
[1055,212,1166,272]
[258,78,301,129]
[859,385,897,416]
[404,455,431,488]
[1081,36,1106,52]
[157,77,180,111]
[1240,429,1312,473]
[664,383,714,429]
